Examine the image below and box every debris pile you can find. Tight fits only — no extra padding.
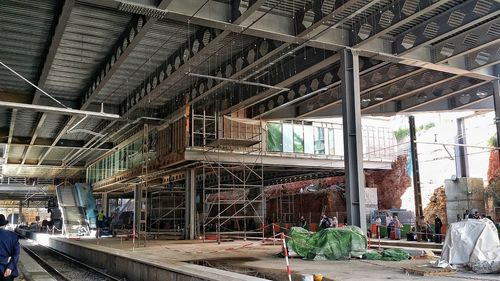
[365,155,411,209]
[423,187,448,225]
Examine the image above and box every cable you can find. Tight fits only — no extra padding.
[0,60,69,109]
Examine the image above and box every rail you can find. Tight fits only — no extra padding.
[21,241,122,281]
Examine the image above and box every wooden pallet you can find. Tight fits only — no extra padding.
[402,265,456,276]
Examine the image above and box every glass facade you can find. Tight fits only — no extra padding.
[265,121,395,159]
[86,131,156,185]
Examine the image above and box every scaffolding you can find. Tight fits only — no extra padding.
[148,187,186,236]
[195,110,265,242]
[134,124,149,246]
[278,192,295,223]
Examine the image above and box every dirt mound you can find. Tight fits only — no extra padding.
[423,187,447,225]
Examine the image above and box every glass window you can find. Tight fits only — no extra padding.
[282,123,293,152]
[328,128,334,155]
[293,124,304,153]
[267,123,283,152]
[334,128,344,156]
[314,127,325,154]
[304,125,314,154]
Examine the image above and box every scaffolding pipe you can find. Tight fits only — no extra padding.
[0,100,120,119]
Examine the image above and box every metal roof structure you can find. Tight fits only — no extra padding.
[0,0,498,179]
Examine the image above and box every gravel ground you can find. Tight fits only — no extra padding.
[22,244,117,281]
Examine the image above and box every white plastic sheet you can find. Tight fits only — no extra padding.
[438,218,500,273]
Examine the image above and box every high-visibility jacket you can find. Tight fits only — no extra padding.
[97,213,105,221]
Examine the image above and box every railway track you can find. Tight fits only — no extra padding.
[22,242,123,281]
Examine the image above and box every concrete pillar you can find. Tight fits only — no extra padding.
[340,48,366,233]
[184,168,196,240]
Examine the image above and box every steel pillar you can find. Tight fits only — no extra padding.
[184,168,196,240]
[102,193,108,216]
[493,79,500,163]
[409,116,423,221]
[340,49,366,233]
[455,118,469,178]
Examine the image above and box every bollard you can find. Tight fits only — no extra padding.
[280,233,292,281]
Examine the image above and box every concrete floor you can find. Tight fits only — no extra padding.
[60,236,499,281]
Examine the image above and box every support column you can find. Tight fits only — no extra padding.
[102,193,108,216]
[493,79,500,162]
[409,116,423,222]
[341,48,366,233]
[18,200,22,224]
[455,118,469,178]
[185,168,196,240]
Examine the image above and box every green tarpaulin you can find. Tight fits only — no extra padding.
[363,249,410,261]
[286,226,368,260]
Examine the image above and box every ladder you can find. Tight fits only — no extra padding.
[137,124,149,246]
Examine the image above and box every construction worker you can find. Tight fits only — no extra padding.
[96,210,105,238]
[300,216,307,229]
[434,214,443,243]
[319,214,330,229]
[0,214,19,281]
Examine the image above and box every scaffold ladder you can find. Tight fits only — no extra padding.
[137,124,149,246]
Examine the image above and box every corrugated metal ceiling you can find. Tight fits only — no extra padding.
[13,111,38,137]
[38,114,67,139]
[94,19,197,105]
[44,3,132,101]
[0,0,57,94]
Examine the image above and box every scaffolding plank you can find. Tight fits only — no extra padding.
[207,138,261,147]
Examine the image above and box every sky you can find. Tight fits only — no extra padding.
[394,111,496,211]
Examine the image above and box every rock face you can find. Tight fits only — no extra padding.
[365,155,411,209]
[487,150,500,183]
[265,156,412,223]
[423,186,448,225]
[487,150,500,221]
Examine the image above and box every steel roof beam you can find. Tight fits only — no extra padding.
[119,0,269,118]
[318,77,494,117]
[220,0,384,114]
[398,81,493,113]
[352,0,458,48]
[290,8,500,119]
[36,0,175,166]
[4,109,17,163]
[0,135,112,151]
[249,0,499,119]
[15,0,75,172]
[160,0,379,120]
[83,0,497,74]
[159,0,366,121]
[393,0,500,55]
